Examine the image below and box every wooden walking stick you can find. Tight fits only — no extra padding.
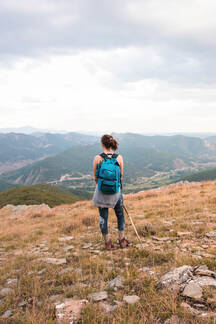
[123,204,145,249]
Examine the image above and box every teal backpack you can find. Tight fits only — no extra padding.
[95,153,121,194]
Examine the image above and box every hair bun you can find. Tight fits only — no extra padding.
[101,134,118,151]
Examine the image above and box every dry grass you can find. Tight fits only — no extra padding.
[1,181,216,322]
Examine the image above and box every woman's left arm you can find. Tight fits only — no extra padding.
[93,155,100,184]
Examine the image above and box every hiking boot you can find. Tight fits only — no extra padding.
[119,238,130,248]
[105,240,114,250]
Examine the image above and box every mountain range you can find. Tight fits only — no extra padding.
[1,132,216,193]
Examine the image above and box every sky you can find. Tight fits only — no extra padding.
[0,0,216,133]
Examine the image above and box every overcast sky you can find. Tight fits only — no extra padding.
[0,0,216,133]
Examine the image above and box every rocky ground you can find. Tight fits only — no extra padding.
[1,181,216,323]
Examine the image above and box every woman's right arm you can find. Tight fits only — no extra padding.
[118,155,124,181]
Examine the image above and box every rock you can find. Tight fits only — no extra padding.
[182,282,202,299]
[58,236,74,242]
[100,301,119,313]
[177,231,193,237]
[157,266,193,292]
[163,220,174,226]
[90,250,101,254]
[5,278,18,287]
[55,298,88,323]
[152,236,171,242]
[0,309,13,318]
[18,301,27,308]
[42,258,67,265]
[192,221,204,225]
[0,287,13,297]
[164,315,181,324]
[63,245,75,251]
[82,243,92,249]
[123,295,140,304]
[105,275,124,290]
[135,243,149,249]
[88,291,108,302]
[194,265,216,278]
[59,267,74,275]
[180,301,214,317]
[192,276,216,288]
[180,301,200,315]
[206,231,216,238]
[38,268,46,275]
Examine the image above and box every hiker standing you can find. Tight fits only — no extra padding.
[92,134,130,250]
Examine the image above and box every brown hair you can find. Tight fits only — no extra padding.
[101,134,118,151]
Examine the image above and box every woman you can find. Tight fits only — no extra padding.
[92,134,130,250]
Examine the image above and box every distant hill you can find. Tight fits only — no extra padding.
[114,133,215,156]
[182,167,216,183]
[207,136,216,144]
[0,183,82,208]
[0,132,99,173]
[0,142,191,186]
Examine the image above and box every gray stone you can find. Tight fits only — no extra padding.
[123,295,140,304]
[206,231,216,238]
[82,243,92,249]
[63,245,75,251]
[59,266,74,275]
[180,302,200,316]
[42,257,67,265]
[1,309,13,318]
[88,291,108,302]
[182,282,202,299]
[18,301,27,308]
[194,265,216,278]
[0,287,13,297]
[177,231,192,237]
[58,236,74,242]
[5,278,18,287]
[100,301,119,313]
[192,276,216,288]
[157,266,193,292]
[55,298,88,323]
[38,268,46,275]
[152,236,171,242]
[105,275,124,290]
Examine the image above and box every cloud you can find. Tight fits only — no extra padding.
[1,0,216,85]
[1,0,216,132]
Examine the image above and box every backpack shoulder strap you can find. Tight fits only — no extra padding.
[100,153,119,160]
[100,153,108,160]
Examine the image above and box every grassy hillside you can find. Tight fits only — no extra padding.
[0,183,82,208]
[183,167,216,182]
[0,180,18,192]
[1,181,216,322]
